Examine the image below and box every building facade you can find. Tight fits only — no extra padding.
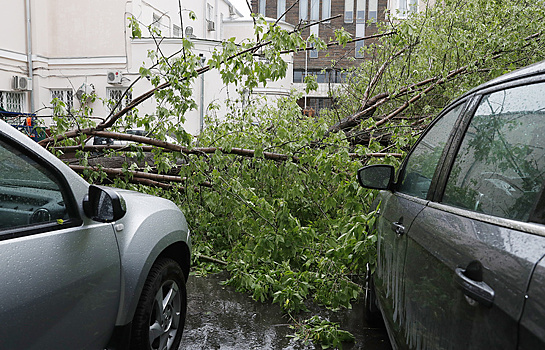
[252,0,422,115]
[0,0,287,135]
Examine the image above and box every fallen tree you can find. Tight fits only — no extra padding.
[39,0,545,346]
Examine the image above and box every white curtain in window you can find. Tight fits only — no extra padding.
[310,0,319,21]
[322,0,331,21]
[356,0,366,23]
[300,0,308,20]
[369,0,378,22]
[344,0,354,23]
[277,0,286,20]
[259,0,266,15]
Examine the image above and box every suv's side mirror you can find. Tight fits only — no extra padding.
[357,165,395,190]
[83,185,126,222]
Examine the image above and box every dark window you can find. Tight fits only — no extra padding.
[443,82,545,221]
[0,140,71,230]
[398,103,465,199]
[294,70,304,83]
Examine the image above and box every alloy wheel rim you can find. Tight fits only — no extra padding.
[149,280,181,350]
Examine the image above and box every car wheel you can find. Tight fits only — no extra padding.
[131,258,187,350]
[365,264,381,325]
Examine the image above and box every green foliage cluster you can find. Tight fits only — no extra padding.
[290,315,355,349]
[180,95,382,316]
[332,0,545,127]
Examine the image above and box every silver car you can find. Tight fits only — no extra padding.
[0,119,191,350]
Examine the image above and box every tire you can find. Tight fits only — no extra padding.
[131,258,187,350]
[365,265,382,325]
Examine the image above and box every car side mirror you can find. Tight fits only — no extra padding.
[83,185,126,222]
[357,165,395,190]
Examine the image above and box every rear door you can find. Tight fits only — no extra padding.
[373,102,467,346]
[401,80,545,349]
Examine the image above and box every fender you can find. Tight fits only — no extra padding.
[112,189,191,325]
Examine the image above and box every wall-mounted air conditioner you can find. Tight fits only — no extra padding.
[76,83,95,103]
[107,71,123,84]
[12,76,32,91]
[206,20,215,32]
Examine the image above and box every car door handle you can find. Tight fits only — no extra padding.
[391,222,405,235]
[455,267,495,307]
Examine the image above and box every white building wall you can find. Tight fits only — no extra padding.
[0,0,293,136]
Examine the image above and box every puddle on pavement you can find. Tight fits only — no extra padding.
[179,271,392,350]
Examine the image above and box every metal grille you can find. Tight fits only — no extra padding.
[107,88,132,113]
[4,92,24,112]
[51,89,74,111]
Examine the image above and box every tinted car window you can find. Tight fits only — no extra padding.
[0,139,70,229]
[397,103,465,199]
[443,82,545,221]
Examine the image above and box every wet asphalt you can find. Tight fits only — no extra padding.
[179,271,392,350]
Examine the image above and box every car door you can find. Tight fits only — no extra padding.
[401,80,545,349]
[373,101,467,346]
[0,136,121,350]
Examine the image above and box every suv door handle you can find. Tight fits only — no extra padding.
[391,222,405,235]
[455,266,495,307]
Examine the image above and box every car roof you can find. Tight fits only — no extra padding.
[461,60,545,98]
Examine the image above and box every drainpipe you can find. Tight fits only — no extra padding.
[25,0,34,113]
[199,54,205,133]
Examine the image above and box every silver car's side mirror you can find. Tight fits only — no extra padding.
[83,185,127,222]
[357,165,395,190]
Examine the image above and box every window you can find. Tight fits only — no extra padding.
[310,0,319,21]
[302,97,332,116]
[294,70,304,83]
[173,24,181,38]
[409,0,418,13]
[443,83,545,221]
[300,0,308,21]
[295,69,346,84]
[398,103,465,199]
[355,41,365,58]
[0,92,25,113]
[50,89,74,112]
[344,0,354,23]
[259,0,266,16]
[399,0,407,13]
[152,13,161,34]
[309,24,319,58]
[277,0,286,20]
[0,139,71,230]
[322,0,331,21]
[107,88,132,113]
[356,0,366,23]
[369,0,378,22]
[355,22,366,58]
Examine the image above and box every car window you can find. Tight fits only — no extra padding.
[397,103,465,199]
[443,82,545,221]
[0,139,71,230]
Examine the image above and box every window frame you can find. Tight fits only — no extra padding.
[394,99,470,200]
[0,133,82,240]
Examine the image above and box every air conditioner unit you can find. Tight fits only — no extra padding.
[76,83,95,102]
[206,20,215,32]
[12,76,32,91]
[185,26,196,38]
[107,71,123,84]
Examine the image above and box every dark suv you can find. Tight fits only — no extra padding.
[358,61,545,349]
